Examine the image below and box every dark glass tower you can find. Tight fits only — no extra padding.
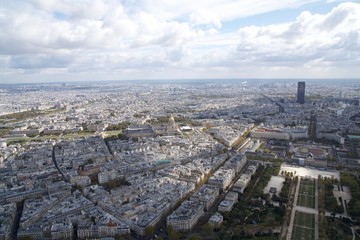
[297,82,305,104]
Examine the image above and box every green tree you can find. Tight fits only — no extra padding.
[114,234,131,240]
[202,223,213,235]
[17,236,33,240]
[189,235,202,240]
[145,226,155,238]
[166,225,174,235]
[168,231,180,240]
[167,225,180,240]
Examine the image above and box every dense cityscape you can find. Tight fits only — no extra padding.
[0,79,360,240]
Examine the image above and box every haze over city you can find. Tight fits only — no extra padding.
[0,0,360,83]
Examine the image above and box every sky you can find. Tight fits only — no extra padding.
[0,0,360,83]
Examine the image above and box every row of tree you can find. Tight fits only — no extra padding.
[341,172,360,217]
[324,184,344,213]
[105,121,130,131]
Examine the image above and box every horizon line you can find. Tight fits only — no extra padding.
[1,78,360,85]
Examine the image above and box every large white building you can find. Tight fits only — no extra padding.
[233,174,251,193]
[289,128,309,140]
[218,199,236,212]
[208,167,235,191]
[208,212,223,228]
[70,175,91,187]
[233,164,258,193]
[51,221,73,239]
[167,200,204,231]
[318,132,345,144]
[98,169,118,184]
[190,184,219,211]
[250,127,290,140]
[251,126,308,140]
[225,154,247,174]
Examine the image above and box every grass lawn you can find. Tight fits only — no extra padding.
[34,131,96,141]
[5,131,97,146]
[292,211,315,240]
[5,137,29,145]
[297,178,315,208]
[294,211,315,229]
[297,194,315,208]
[62,131,96,140]
[300,178,314,186]
[104,130,122,137]
[292,226,315,240]
[299,185,315,196]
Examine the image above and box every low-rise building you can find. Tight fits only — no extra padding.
[0,203,16,240]
[225,154,247,174]
[70,175,91,187]
[167,200,204,232]
[218,191,238,212]
[51,221,73,239]
[289,128,308,140]
[17,226,44,240]
[250,127,290,140]
[218,199,236,212]
[208,167,235,191]
[98,169,118,184]
[233,174,251,193]
[233,163,258,193]
[225,191,238,202]
[124,125,154,138]
[318,132,345,144]
[208,212,223,229]
[190,184,219,211]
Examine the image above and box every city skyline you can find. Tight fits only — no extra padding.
[0,1,360,83]
[1,80,360,239]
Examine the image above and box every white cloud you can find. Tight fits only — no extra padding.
[230,2,360,68]
[189,10,222,29]
[0,1,359,81]
[129,0,319,22]
[0,0,205,53]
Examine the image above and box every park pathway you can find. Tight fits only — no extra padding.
[286,177,301,240]
[314,178,319,240]
[287,178,319,240]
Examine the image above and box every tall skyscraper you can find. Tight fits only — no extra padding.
[297,82,305,104]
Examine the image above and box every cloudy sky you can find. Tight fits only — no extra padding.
[0,0,359,83]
